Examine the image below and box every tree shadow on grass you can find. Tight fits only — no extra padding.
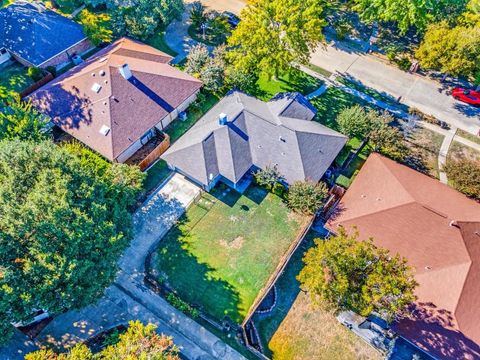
[155,212,243,324]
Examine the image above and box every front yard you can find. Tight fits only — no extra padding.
[153,184,309,324]
[0,62,34,95]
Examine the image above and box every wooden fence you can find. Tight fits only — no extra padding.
[139,133,171,171]
[20,72,54,98]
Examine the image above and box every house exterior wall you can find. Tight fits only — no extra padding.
[0,48,11,65]
[40,38,93,69]
[155,90,199,131]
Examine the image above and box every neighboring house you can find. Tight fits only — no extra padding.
[162,91,347,191]
[0,1,91,69]
[29,37,203,163]
[326,153,480,360]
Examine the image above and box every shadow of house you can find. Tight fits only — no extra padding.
[394,303,480,360]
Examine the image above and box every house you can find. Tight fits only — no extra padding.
[0,1,92,69]
[29,37,203,163]
[326,153,480,360]
[161,91,347,191]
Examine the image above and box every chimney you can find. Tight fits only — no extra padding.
[218,113,228,125]
[119,64,132,80]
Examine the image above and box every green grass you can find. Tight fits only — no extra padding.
[305,63,333,78]
[154,184,307,323]
[145,31,178,57]
[456,129,480,146]
[337,76,409,112]
[165,92,219,143]
[0,63,34,95]
[310,86,372,131]
[254,69,322,101]
[143,160,172,194]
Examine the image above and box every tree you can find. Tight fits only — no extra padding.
[416,21,480,79]
[443,158,480,199]
[227,0,326,78]
[184,44,210,77]
[337,105,371,139]
[287,181,329,215]
[352,0,467,34]
[254,165,283,189]
[189,1,206,28]
[111,0,183,40]
[336,106,406,161]
[0,141,144,344]
[0,96,49,142]
[297,228,417,321]
[25,321,180,359]
[79,9,113,46]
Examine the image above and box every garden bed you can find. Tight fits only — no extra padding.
[153,184,309,325]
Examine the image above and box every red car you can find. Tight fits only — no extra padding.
[452,87,480,106]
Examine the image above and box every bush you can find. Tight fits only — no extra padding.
[444,158,480,200]
[396,56,412,71]
[166,293,200,318]
[27,67,43,82]
[46,66,57,77]
[272,182,286,198]
[254,165,283,190]
[287,181,329,215]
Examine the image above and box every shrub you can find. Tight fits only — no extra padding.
[254,165,283,190]
[272,181,286,198]
[27,67,43,82]
[46,66,57,77]
[444,158,480,200]
[287,181,329,215]
[166,293,200,318]
[396,56,412,71]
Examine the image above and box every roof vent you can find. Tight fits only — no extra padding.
[99,125,110,136]
[279,136,286,143]
[425,266,432,270]
[219,113,228,125]
[119,64,132,80]
[91,83,102,93]
[91,72,96,77]
[99,70,106,76]
[98,57,108,63]
[449,220,459,228]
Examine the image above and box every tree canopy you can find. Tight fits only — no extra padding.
[416,21,480,79]
[352,0,468,34]
[297,228,417,321]
[227,0,326,77]
[25,321,180,359]
[79,9,113,46]
[0,140,144,343]
[287,181,329,215]
[444,157,480,199]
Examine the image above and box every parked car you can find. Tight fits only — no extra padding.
[451,87,480,106]
[223,11,240,28]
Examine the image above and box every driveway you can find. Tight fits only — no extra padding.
[310,44,480,135]
[32,173,245,360]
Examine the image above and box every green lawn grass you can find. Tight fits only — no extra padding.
[164,92,219,143]
[154,184,307,323]
[143,160,172,194]
[456,129,480,146]
[254,69,322,101]
[145,31,179,57]
[305,63,333,78]
[0,63,34,94]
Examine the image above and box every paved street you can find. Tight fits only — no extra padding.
[32,174,245,360]
[310,44,480,135]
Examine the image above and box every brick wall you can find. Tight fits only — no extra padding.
[40,38,93,69]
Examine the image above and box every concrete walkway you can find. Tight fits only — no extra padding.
[438,129,457,184]
[34,174,245,360]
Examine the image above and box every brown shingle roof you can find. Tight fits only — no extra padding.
[326,153,480,360]
[29,38,202,161]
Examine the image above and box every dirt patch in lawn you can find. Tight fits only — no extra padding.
[220,236,245,250]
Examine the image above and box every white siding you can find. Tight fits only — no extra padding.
[116,138,143,163]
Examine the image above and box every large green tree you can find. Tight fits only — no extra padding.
[0,96,49,142]
[353,0,468,34]
[298,228,417,321]
[444,158,480,199]
[78,9,113,46]
[287,181,329,215]
[111,0,183,40]
[415,21,480,79]
[227,0,326,78]
[25,321,180,359]
[0,141,144,343]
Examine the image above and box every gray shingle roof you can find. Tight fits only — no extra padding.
[0,1,87,66]
[162,91,347,186]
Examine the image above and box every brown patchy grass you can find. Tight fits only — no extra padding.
[403,127,444,178]
[268,292,381,360]
[448,141,480,162]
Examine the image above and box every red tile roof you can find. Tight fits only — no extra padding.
[30,38,202,161]
[327,153,480,360]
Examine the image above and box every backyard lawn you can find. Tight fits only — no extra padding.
[254,68,322,101]
[154,184,309,324]
[145,31,179,57]
[0,63,34,94]
[252,230,380,360]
